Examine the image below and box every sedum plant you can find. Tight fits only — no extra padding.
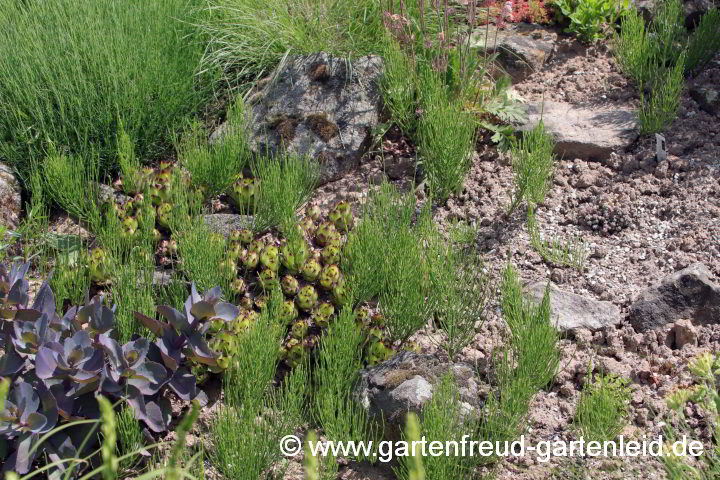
[0,260,208,477]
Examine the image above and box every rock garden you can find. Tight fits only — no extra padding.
[0,0,719,479]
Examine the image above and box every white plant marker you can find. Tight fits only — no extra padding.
[656,133,667,162]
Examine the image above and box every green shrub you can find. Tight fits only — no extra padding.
[251,154,318,235]
[177,97,251,198]
[342,184,435,342]
[638,54,686,134]
[427,242,490,361]
[416,82,476,201]
[312,307,377,453]
[685,9,720,73]
[0,0,212,185]
[509,121,556,213]
[553,0,629,41]
[574,370,631,442]
[501,264,560,391]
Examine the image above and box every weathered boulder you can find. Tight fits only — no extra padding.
[690,86,719,115]
[526,282,622,332]
[202,214,253,237]
[519,101,638,161]
[628,263,720,332]
[471,24,556,83]
[220,52,383,186]
[0,162,22,230]
[353,351,484,438]
[633,0,715,28]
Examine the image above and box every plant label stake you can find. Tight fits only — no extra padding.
[655,134,667,162]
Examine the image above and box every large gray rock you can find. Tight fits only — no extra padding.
[0,163,21,230]
[202,214,253,237]
[353,351,484,438]
[471,24,556,83]
[633,0,714,28]
[526,282,622,332]
[519,101,638,161]
[232,52,383,186]
[690,86,719,115]
[628,263,720,332]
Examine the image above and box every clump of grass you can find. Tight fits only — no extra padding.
[177,97,250,198]
[251,154,318,235]
[685,9,720,73]
[312,307,377,456]
[212,290,307,480]
[117,405,145,472]
[501,264,561,392]
[509,121,555,213]
[50,247,90,312]
[41,149,102,226]
[0,0,212,185]
[112,250,156,343]
[198,0,387,90]
[427,242,490,361]
[638,54,686,134]
[614,0,720,133]
[416,82,476,201]
[573,368,631,443]
[175,218,230,296]
[342,183,435,342]
[527,206,588,271]
[395,374,482,480]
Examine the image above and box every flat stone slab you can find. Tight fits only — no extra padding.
[527,282,622,332]
[519,101,638,161]
[628,263,720,332]
[471,24,556,83]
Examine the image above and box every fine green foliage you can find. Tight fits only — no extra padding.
[662,352,720,479]
[175,218,230,295]
[312,307,377,453]
[685,9,720,74]
[0,0,212,185]
[612,7,651,87]
[211,295,306,480]
[117,405,145,471]
[527,206,588,271]
[112,252,156,343]
[614,0,718,134]
[553,0,629,42]
[416,80,476,201]
[222,289,286,408]
[40,150,102,226]
[177,98,251,199]
[342,184,434,342]
[638,54,686,134]
[251,155,318,234]
[501,264,561,392]
[198,0,387,90]
[509,121,556,213]
[395,374,481,480]
[573,369,631,442]
[428,243,490,361]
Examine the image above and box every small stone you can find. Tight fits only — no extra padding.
[669,319,697,349]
